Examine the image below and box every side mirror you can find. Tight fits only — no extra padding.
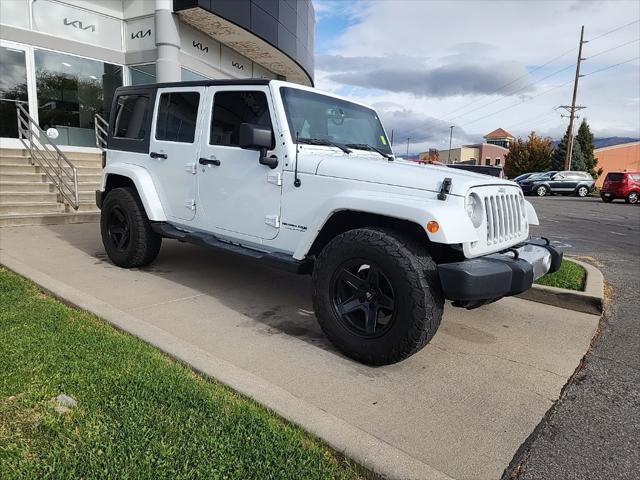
[238,122,278,169]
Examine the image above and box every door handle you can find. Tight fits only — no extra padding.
[199,157,221,166]
[150,151,167,159]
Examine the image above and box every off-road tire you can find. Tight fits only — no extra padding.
[312,228,444,365]
[100,187,162,268]
[536,185,548,197]
[626,191,639,204]
[576,186,589,197]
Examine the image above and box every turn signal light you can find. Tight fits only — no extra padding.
[426,221,439,233]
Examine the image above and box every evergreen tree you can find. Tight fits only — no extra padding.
[551,127,588,172]
[576,119,600,177]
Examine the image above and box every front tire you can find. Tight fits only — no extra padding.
[536,185,548,197]
[576,186,589,197]
[100,187,162,268]
[626,191,639,204]
[601,196,614,203]
[312,228,444,365]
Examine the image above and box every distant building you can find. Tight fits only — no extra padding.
[594,141,640,187]
[484,128,515,149]
[431,128,513,167]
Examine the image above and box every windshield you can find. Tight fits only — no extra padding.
[280,87,392,154]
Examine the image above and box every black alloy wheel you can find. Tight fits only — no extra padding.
[107,206,131,251]
[330,260,396,338]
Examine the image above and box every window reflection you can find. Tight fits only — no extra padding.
[130,64,156,85]
[0,46,28,138]
[34,49,123,147]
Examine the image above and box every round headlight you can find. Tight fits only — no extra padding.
[465,193,483,228]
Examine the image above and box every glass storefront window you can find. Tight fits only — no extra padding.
[0,45,29,138]
[181,68,209,81]
[130,64,156,85]
[34,49,123,147]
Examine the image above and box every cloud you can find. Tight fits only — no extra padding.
[322,59,532,98]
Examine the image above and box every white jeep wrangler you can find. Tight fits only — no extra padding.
[96,79,561,365]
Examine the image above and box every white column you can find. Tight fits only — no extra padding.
[155,0,181,82]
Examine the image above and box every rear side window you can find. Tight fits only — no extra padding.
[112,95,149,139]
[156,92,200,143]
[210,91,272,147]
[606,173,624,181]
[630,174,640,181]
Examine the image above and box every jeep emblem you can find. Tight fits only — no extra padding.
[498,187,506,193]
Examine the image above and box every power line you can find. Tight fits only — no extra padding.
[587,19,640,42]
[587,38,640,60]
[581,56,640,77]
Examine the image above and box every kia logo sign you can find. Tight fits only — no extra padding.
[131,29,151,39]
[192,40,209,53]
[231,61,244,71]
[63,18,95,32]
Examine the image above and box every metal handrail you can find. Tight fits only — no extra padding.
[94,113,109,150]
[15,103,79,210]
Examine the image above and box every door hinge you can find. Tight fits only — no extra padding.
[265,215,280,228]
[185,163,197,174]
[185,199,196,210]
[267,172,282,186]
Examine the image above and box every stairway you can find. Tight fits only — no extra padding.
[0,148,102,227]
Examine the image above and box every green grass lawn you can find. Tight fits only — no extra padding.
[534,258,586,291]
[0,268,365,480]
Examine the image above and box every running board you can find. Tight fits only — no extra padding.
[151,222,312,274]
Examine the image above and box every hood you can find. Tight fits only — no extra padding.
[314,155,517,196]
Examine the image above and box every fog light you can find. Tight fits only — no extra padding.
[426,221,439,233]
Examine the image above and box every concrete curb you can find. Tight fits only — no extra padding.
[516,257,604,315]
[1,254,454,480]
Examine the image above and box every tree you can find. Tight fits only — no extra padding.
[576,119,601,178]
[550,127,588,171]
[504,131,552,178]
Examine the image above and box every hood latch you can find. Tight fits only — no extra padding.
[438,177,452,200]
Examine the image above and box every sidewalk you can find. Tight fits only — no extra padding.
[0,223,600,480]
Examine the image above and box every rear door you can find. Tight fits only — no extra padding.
[196,86,283,240]
[148,86,205,222]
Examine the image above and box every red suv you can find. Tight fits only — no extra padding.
[601,171,640,204]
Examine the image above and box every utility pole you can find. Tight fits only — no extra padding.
[390,129,394,146]
[562,25,587,171]
[406,137,410,157]
[447,125,454,164]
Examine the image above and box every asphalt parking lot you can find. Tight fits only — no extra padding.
[504,195,640,479]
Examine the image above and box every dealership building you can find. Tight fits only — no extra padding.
[0,0,315,149]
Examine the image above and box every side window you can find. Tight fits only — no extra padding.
[112,95,149,139]
[155,91,200,143]
[210,91,272,147]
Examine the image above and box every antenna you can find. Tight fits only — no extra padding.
[294,131,301,188]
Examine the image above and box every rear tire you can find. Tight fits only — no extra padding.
[576,186,589,197]
[100,187,162,268]
[312,228,444,365]
[626,191,639,204]
[536,185,548,197]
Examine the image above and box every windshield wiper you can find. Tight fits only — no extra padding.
[298,137,351,154]
[345,143,393,160]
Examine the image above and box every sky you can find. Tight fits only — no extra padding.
[312,0,640,155]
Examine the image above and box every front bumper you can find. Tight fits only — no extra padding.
[437,238,562,308]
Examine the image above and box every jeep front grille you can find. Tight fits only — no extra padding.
[484,193,526,245]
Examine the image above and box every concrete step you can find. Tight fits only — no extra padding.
[0,164,103,175]
[0,155,102,168]
[0,202,64,215]
[0,181,52,193]
[0,148,101,162]
[0,211,99,227]
[0,164,38,174]
[0,173,103,183]
[0,191,58,203]
[69,203,100,212]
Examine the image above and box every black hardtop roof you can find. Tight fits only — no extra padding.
[114,78,272,94]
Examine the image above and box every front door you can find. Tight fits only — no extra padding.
[196,87,282,240]
[148,86,205,222]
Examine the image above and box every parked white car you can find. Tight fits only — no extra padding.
[96,79,562,365]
